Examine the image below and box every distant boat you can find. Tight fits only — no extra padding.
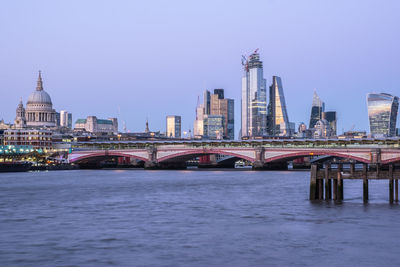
[0,162,32,172]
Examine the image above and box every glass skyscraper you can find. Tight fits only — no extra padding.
[241,51,267,138]
[267,76,290,136]
[309,91,325,129]
[367,93,399,137]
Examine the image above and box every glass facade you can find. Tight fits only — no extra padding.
[166,115,181,138]
[309,91,325,129]
[267,76,290,136]
[204,115,224,139]
[241,51,267,138]
[367,93,399,137]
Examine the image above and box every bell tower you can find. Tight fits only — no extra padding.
[14,98,26,129]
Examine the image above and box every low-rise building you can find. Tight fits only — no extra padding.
[3,129,52,150]
[74,116,118,134]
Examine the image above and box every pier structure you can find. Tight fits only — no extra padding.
[310,162,400,203]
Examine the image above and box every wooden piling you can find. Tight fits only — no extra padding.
[337,163,343,201]
[363,164,368,203]
[395,179,399,202]
[389,165,394,204]
[325,163,331,200]
[318,176,324,200]
[310,164,317,200]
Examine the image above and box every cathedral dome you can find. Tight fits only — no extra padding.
[25,71,56,128]
[27,71,52,105]
[27,90,52,104]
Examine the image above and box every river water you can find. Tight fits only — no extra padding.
[0,169,399,266]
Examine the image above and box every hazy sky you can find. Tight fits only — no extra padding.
[1,0,399,136]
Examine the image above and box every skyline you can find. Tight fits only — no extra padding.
[1,0,399,136]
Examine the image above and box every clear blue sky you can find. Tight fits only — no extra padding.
[1,0,399,136]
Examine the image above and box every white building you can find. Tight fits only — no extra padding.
[74,116,118,134]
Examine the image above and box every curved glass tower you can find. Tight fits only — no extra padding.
[367,93,399,137]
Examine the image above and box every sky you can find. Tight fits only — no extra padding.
[0,0,399,137]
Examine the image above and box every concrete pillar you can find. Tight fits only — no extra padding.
[363,164,368,203]
[310,164,317,200]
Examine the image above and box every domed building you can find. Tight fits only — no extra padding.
[25,71,56,128]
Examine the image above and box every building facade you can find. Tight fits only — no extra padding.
[195,89,234,139]
[322,111,337,136]
[166,115,181,138]
[25,71,57,128]
[60,110,73,128]
[367,93,399,137]
[313,119,334,139]
[241,51,267,138]
[3,129,52,150]
[194,103,205,138]
[267,76,291,136]
[74,116,118,134]
[309,91,325,129]
[203,115,224,139]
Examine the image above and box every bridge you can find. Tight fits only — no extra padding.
[68,138,400,168]
[68,138,400,203]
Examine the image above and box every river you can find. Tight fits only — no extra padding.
[0,169,399,266]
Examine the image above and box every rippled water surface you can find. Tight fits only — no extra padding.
[0,169,399,266]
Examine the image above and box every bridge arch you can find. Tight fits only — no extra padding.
[265,150,371,164]
[157,149,255,163]
[69,151,149,163]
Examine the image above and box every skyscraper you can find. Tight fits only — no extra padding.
[166,115,181,138]
[309,91,325,129]
[241,50,267,138]
[267,76,290,136]
[204,90,211,115]
[367,93,399,137]
[194,89,234,139]
[210,89,234,139]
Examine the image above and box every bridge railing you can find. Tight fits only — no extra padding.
[69,138,400,152]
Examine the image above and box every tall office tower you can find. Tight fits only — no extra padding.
[194,101,205,137]
[60,110,70,128]
[166,115,182,138]
[322,111,337,136]
[210,89,234,139]
[367,93,399,137]
[241,50,267,138]
[67,113,73,128]
[309,91,325,129]
[204,90,211,115]
[267,76,290,136]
